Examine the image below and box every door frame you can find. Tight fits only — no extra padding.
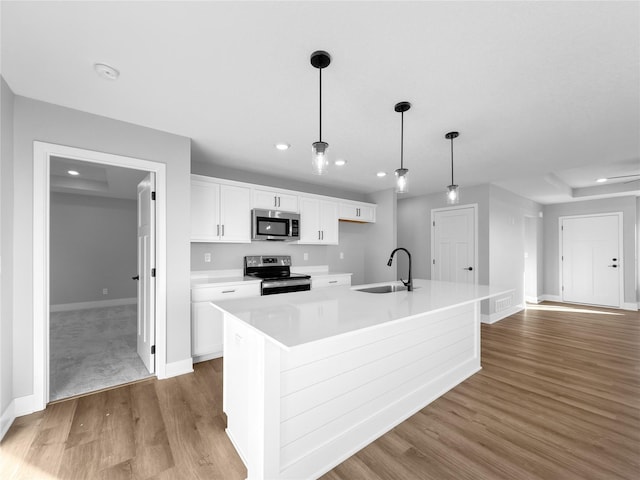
[33,141,167,410]
[430,204,479,284]
[559,212,624,308]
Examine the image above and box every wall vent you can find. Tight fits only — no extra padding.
[495,296,512,312]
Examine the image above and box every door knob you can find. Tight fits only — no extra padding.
[463,267,473,271]
[608,265,618,268]
[132,275,140,280]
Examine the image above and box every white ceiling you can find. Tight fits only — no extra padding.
[2,1,639,203]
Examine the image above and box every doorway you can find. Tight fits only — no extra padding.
[33,142,167,410]
[431,205,478,284]
[48,158,154,400]
[560,213,624,308]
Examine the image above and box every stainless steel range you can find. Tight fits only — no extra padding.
[244,255,311,295]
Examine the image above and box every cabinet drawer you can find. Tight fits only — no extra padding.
[312,275,352,289]
[192,283,260,302]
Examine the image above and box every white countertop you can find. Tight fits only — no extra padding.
[212,279,512,350]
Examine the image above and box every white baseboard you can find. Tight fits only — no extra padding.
[161,357,193,379]
[13,394,41,417]
[50,297,136,312]
[539,294,562,302]
[525,296,542,304]
[481,304,524,324]
[621,302,638,311]
[1,399,15,441]
[193,352,222,364]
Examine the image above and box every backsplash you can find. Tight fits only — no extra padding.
[191,222,369,285]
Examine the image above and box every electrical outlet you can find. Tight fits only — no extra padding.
[102,288,108,295]
[340,252,344,259]
[204,253,212,263]
[303,252,309,261]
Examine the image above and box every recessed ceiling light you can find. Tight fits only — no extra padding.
[67,170,80,176]
[596,178,607,183]
[94,63,120,80]
[334,159,346,166]
[275,143,290,151]
[376,172,387,177]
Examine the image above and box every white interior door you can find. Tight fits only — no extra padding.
[432,206,476,284]
[137,173,156,373]
[561,214,621,307]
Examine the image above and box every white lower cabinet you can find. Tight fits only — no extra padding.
[311,274,352,288]
[191,282,260,360]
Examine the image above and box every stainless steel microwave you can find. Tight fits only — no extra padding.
[251,209,300,241]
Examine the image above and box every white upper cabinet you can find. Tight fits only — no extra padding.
[191,176,251,243]
[339,201,376,223]
[299,196,339,244]
[253,188,299,212]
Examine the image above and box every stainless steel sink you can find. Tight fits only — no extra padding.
[356,284,408,294]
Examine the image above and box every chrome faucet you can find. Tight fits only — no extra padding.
[387,247,413,291]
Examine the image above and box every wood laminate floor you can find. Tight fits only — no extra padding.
[1,302,638,479]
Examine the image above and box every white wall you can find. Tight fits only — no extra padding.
[543,196,638,306]
[50,192,137,305]
[1,76,15,420]
[11,95,191,399]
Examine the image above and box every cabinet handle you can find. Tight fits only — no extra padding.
[222,289,236,293]
[222,224,225,236]
[217,224,220,236]
[318,230,321,240]
[329,280,338,284]
[278,197,281,208]
[321,230,324,240]
[274,196,277,207]
[357,208,360,217]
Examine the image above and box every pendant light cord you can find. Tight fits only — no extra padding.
[400,111,404,169]
[450,136,454,185]
[319,67,322,142]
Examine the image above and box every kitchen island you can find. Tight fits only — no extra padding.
[212,279,511,480]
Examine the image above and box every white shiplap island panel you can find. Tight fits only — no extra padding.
[213,279,511,480]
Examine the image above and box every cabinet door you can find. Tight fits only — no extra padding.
[253,189,281,210]
[312,275,352,288]
[192,301,223,357]
[339,202,376,223]
[276,192,298,212]
[299,196,322,243]
[219,184,251,243]
[319,200,339,244]
[253,189,299,212]
[191,181,220,241]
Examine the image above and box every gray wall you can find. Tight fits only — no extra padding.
[189,164,394,287]
[543,196,638,304]
[397,184,543,315]
[488,185,542,311]
[1,76,15,416]
[363,188,397,284]
[192,221,370,286]
[50,192,137,305]
[396,184,491,283]
[12,96,191,398]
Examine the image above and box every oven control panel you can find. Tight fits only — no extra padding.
[245,255,291,267]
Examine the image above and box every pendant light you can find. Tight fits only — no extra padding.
[310,50,331,175]
[445,131,460,204]
[394,101,411,193]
